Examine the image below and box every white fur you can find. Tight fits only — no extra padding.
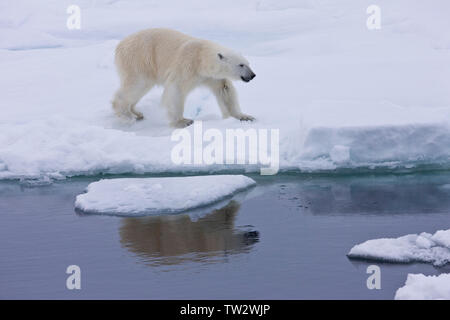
[112,28,255,127]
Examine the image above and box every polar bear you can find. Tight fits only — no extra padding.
[112,28,256,127]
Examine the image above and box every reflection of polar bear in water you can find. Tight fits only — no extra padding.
[112,28,256,127]
[119,201,259,265]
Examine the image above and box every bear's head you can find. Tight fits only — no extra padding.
[216,51,256,82]
[201,44,256,82]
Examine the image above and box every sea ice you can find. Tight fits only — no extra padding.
[1,1,450,180]
[395,273,450,300]
[348,229,450,266]
[74,175,256,215]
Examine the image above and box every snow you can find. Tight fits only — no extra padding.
[395,273,450,300]
[348,229,450,266]
[74,175,256,215]
[1,0,450,180]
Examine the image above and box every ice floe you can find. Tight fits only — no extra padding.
[395,273,450,300]
[74,175,256,215]
[1,1,450,180]
[348,229,450,266]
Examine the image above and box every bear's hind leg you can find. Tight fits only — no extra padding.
[112,88,133,119]
[112,78,153,120]
[130,104,144,120]
[162,83,193,128]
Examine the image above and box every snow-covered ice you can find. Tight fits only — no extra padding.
[348,229,450,266]
[1,0,450,180]
[74,175,256,215]
[395,273,450,300]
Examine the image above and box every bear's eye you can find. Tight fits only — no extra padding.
[239,64,245,68]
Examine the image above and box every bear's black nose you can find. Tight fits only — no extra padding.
[250,73,256,80]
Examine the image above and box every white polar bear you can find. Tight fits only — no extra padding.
[112,28,256,127]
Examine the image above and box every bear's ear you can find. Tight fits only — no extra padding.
[218,53,224,60]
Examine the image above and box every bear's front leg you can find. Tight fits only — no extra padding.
[236,114,255,122]
[162,83,194,128]
[207,79,255,122]
[174,118,194,128]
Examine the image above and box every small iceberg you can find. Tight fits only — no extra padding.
[347,229,450,266]
[74,175,256,216]
[395,273,450,300]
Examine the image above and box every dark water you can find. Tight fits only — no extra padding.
[1,172,450,299]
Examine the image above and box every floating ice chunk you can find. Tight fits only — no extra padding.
[348,229,450,266]
[74,175,256,215]
[395,273,450,300]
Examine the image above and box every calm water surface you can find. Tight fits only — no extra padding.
[1,172,450,299]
